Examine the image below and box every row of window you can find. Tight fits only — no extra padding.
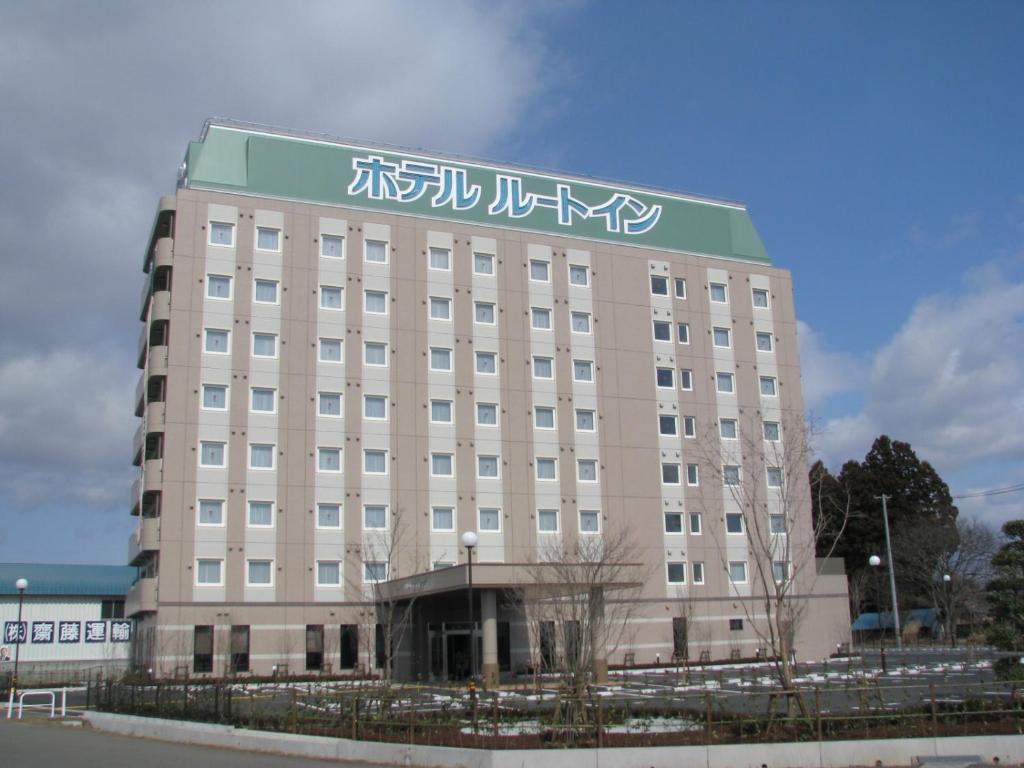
[197,440,601,481]
[663,559,786,586]
[209,223,594,288]
[659,461,782,488]
[195,557,385,587]
[652,320,774,353]
[650,274,771,310]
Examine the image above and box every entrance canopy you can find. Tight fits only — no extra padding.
[376,562,644,603]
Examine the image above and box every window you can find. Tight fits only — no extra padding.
[256,227,280,251]
[321,234,344,258]
[531,307,552,330]
[479,508,501,531]
[726,513,744,534]
[650,275,668,295]
[767,467,783,488]
[431,507,454,531]
[476,351,497,374]
[364,449,387,474]
[318,447,341,472]
[320,285,344,310]
[252,333,277,358]
[664,512,683,534]
[575,409,595,431]
[773,561,789,583]
[477,402,497,425]
[429,296,451,320]
[686,463,699,486]
[535,406,555,429]
[579,510,600,533]
[249,443,274,470]
[536,457,557,480]
[720,419,737,439]
[716,372,735,393]
[577,459,597,482]
[249,501,273,527]
[364,561,387,581]
[430,347,452,371]
[478,455,499,478]
[319,338,343,363]
[662,463,680,485]
[317,561,341,586]
[209,221,234,246]
[760,376,778,396]
[365,239,387,264]
[756,331,773,352]
[538,509,559,533]
[199,441,225,467]
[656,368,674,388]
[674,278,687,298]
[364,341,387,366]
[306,625,324,671]
[770,514,787,534]
[433,561,454,570]
[569,264,589,286]
[475,302,495,324]
[364,395,387,420]
[723,465,741,486]
[677,323,690,344]
[573,360,594,382]
[430,399,452,423]
[198,499,223,526]
[251,387,275,413]
[247,560,272,586]
[659,414,678,436]
[667,562,687,584]
[429,247,450,270]
[364,505,387,530]
[533,356,553,379]
[709,282,728,303]
[728,562,748,584]
[202,384,227,410]
[431,453,453,476]
[254,279,278,303]
[317,503,341,528]
[692,562,705,584]
[752,288,770,308]
[196,559,222,586]
[571,312,591,334]
[680,369,693,391]
[763,421,780,441]
[729,618,744,631]
[364,290,387,314]
[207,274,232,300]
[204,329,229,354]
[689,512,702,535]
[653,320,672,342]
[474,252,494,275]
[319,392,342,417]
[713,327,731,348]
[682,415,696,438]
[530,259,549,281]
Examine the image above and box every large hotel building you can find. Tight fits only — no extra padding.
[128,119,850,682]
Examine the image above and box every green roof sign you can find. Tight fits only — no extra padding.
[184,122,769,264]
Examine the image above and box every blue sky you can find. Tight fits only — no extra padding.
[0,1,1021,563]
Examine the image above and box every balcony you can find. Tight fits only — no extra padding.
[130,475,141,516]
[134,372,145,417]
[143,458,163,493]
[151,290,171,322]
[128,517,160,566]
[152,236,173,270]
[139,275,153,321]
[125,576,157,617]
[132,422,145,466]
[146,401,166,433]
[149,345,168,376]
[136,323,148,370]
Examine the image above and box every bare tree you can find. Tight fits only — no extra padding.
[698,413,851,714]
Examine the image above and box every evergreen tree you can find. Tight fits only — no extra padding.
[987,520,1024,654]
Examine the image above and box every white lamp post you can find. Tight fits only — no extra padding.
[461,531,478,686]
[12,578,28,694]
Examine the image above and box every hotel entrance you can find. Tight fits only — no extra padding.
[427,622,482,681]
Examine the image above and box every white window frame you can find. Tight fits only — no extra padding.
[204,328,230,355]
[579,510,601,534]
[428,246,451,272]
[248,500,275,528]
[686,463,700,486]
[575,409,596,432]
[208,221,234,247]
[246,559,274,587]
[477,454,500,479]
[199,440,226,468]
[756,331,774,352]
[252,332,278,359]
[431,506,455,532]
[363,341,388,367]
[206,274,233,301]
[674,277,687,299]
[201,384,228,411]
[429,296,452,322]
[680,368,693,391]
[683,415,696,438]
[320,285,344,311]
[320,233,345,259]
[537,509,560,534]
[430,399,453,424]
[478,507,502,533]
[253,278,279,305]
[650,275,668,296]
[568,264,590,287]
[760,376,778,397]
[475,351,498,376]
[473,252,495,276]
[532,356,554,380]
[577,459,598,483]
[316,503,342,529]
[250,386,276,414]
[716,372,735,394]
[729,561,749,584]
[677,323,690,345]
[661,463,681,486]
[664,511,684,535]
[713,326,731,349]
[363,394,388,421]
[689,512,702,535]
[667,562,687,585]
[720,418,738,440]
[317,447,342,473]
[249,442,276,471]
[363,504,388,531]
[723,465,741,486]
[364,239,389,265]
[363,448,388,475]
[197,498,224,527]
[474,301,496,326]
[318,392,343,418]
[752,287,770,309]
[529,259,550,283]
[763,421,780,442]
[430,347,453,372]
[255,226,280,252]
[655,367,674,389]
[692,562,705,585]
[476,402,498,426]
[709,282,729,304]
[534,406,556,430]
[767,467,784,488]
[570,311,592,335]
[364,289,388,315]
[195,558,224,586]
[535,457,558,481]
[653,320,672,343]
[316,560,342,586]
[659,414,678,437]
[573,359,594,383]
[725,512,745,535]
[430,452,454,477]
[531,307,552,331]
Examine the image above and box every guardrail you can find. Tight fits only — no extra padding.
[6,687,86,719]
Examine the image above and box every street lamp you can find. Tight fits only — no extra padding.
[868,556,887,673]
[461,531,478,687]
[942,574,952,647]
[876,495,902,648]
[12,578,28,695]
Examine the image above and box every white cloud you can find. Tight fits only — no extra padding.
[796,320,865,414]
[814,263,1024,523]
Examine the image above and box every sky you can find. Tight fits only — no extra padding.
[0,0,1022,564]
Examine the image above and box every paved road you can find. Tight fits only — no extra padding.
[0,717,384,768]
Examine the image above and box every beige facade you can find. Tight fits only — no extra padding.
[128,123,850,681]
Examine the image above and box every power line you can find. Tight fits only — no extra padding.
[953,482,1024,500]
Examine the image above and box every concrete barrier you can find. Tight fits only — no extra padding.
[83,711,1024,768]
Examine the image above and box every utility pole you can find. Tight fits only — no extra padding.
[876,494,902,649]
